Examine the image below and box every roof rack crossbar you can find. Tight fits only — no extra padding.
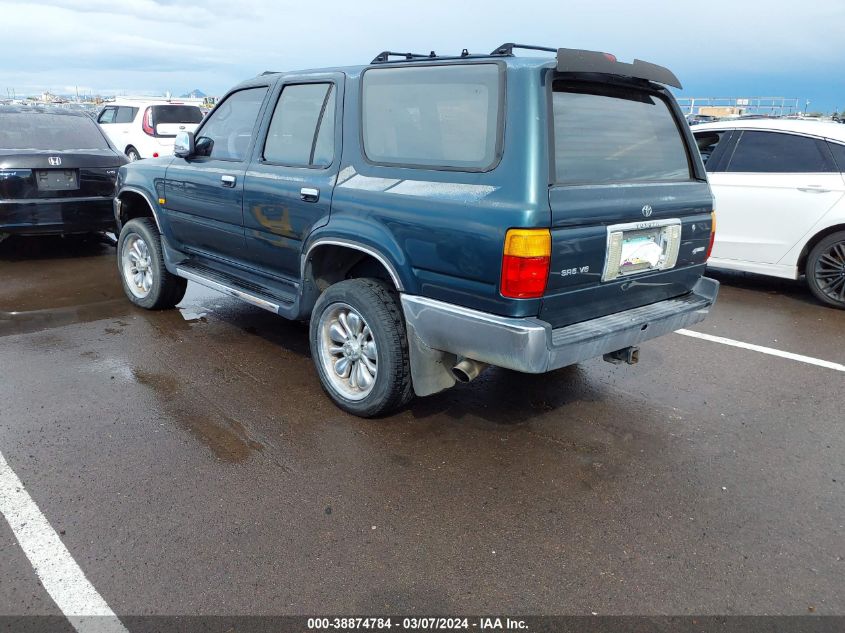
[491,43,557,56]
[372,51,438,64]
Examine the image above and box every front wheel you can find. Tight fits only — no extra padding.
[310,279,413,417]
[806,231,845,309]
[117,218,187,309]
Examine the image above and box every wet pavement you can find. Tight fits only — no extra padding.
[0,235,843,618]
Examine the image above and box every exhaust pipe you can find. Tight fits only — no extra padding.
[451,358,489,383]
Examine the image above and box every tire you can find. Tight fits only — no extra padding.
[117,218,187,310]
[126,147,141,161]
[310,278,413,417]
[806,231,845,309]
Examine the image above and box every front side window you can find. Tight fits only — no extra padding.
[727,131,835,173]
[362,63,501,170]
[553,83,691,185]
[195,87,268,161]
[263,83,335,167]
[98,107,117,124]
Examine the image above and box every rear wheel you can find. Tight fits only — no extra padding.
[310,279,413,417]
[117,218,187,309]
[126,147,140,161]
[806,231,845,309]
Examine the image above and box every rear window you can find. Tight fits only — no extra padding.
[361,63,502,171]
[0,112,110,150]
[151,105,203,125]
[552,83,691,185]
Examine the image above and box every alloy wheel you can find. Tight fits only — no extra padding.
[813,240,845,304]
[121,234,154,298]
[317,303,378,401]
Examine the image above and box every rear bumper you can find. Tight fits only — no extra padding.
[401,277,719,373]
[0,197,115,234]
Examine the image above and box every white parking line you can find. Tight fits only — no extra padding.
[0,450,128,633]
[675,328,845,372]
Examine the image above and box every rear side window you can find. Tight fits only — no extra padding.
[552,83,691,185]
[151,105,203,125]
[827,141,845,172]
[727,131,835,173]
[0,112,110,150]
[361,63,502,171]
[263,83,335,167]
[114,106,137,124]
[694,131,729,166]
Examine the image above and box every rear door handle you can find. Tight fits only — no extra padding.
[797,185,830,193]
[221,174,237,188]
[300,187,320,202]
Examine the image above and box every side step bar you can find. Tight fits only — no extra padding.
[175,265,291,314]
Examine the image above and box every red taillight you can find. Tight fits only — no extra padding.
[152,152,159,158]
[142,107,155,136]
[603,52,618,62]
[705,211,716,260]
[500,229,551,299]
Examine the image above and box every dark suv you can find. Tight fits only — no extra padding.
[113,44,718,417]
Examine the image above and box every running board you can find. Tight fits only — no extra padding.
[175,264,294,314]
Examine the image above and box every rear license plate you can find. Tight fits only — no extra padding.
[35,169,78,191]
[602,219,682,282]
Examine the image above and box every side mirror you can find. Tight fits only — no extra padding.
[174,130,195,158]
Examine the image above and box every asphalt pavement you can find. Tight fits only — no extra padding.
[0,235,843,622]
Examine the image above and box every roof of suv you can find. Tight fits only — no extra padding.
[692,118,845,143]
[247,54,558,87]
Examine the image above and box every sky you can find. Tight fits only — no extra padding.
[2,0,845,112]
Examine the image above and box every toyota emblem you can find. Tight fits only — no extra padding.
[641,204,653,217]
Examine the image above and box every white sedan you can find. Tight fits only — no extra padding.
[692,118,845,308]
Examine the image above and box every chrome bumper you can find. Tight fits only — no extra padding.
[401,277,719,374]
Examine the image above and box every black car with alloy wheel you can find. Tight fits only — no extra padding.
[0,106,127,238]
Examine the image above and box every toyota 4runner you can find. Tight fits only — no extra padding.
[113,43,719,417]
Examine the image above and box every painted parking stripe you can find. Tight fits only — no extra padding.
[675,328,845,372]
[0,450,128,633]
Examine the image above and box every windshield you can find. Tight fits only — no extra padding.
[0,112,111,150]
[552,82,691,185]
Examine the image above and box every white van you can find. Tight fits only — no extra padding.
[97,99,204,161]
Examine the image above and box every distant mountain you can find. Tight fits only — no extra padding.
[180,89,206,98]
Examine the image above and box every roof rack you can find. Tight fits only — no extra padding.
[372,51,436,64]
[490,43,556,56]
[371,49,474,64]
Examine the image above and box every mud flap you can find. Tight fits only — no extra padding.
[406,320,457,397]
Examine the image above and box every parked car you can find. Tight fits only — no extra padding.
[96,99,203,161]
[0,106,127,237]
[112,44,718,416]
[692,119,845,308]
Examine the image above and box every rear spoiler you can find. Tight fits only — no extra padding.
[556,48,682,89]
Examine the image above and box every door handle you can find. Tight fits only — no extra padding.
[221,174,237,188]
[300,187,320,202]
[797,185,830,193]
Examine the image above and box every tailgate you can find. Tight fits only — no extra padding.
[540,79,713,328]
[155,122,199,136]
